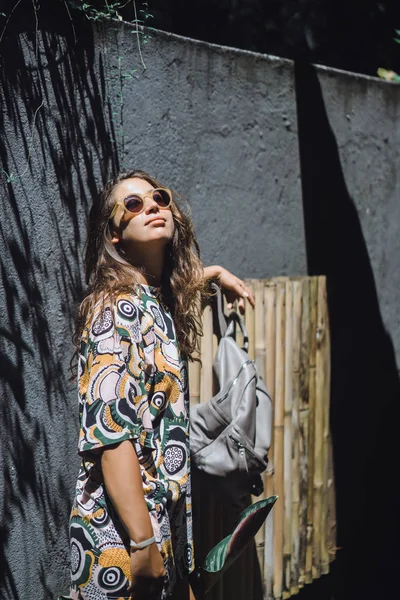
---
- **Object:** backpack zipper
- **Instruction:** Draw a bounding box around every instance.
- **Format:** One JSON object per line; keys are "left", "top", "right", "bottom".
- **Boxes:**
{"left": 228, "top": 433, "right": 267, "bottom": 471}
{"left": 228, "top": 434, "right": 249, "bottom": 472}
{"left": 216, "top": 359, "right": 253, "bottom": 404}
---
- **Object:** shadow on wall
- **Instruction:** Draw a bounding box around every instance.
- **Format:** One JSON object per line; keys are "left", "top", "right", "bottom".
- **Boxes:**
{"left": 294, "top": 63, "right": 400, "bottom": 600}
{"left": 0, "top": 6, "right": 118, "bottom": 598}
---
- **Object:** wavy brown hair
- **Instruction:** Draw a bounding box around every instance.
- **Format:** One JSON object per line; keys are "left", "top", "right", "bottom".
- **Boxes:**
{"left": 72, "top": 169, "right": 211, "bottom": 374}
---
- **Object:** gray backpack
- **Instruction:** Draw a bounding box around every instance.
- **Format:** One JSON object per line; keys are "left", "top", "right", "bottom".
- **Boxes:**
{"left": 190, "top": 284, "right": 273, "bottom": 497}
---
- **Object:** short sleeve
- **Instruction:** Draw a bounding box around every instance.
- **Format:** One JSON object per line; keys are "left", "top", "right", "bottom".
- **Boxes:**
{"left": 77, "top": 295, "right": 155, "bottom": 456}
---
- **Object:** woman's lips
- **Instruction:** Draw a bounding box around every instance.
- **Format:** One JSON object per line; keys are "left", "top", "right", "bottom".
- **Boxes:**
{"left": 146, "top": 217, "right": 166, "bottom": 225}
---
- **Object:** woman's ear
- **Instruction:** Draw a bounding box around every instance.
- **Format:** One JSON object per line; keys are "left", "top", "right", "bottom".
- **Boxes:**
{"left": 109, "top": 226, "right": 120, "bottom": 244}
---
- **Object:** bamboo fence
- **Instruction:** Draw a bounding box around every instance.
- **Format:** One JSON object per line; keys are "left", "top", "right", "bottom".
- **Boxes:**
{"left": 189, "top": 276, "right": 336, "bottom": 600}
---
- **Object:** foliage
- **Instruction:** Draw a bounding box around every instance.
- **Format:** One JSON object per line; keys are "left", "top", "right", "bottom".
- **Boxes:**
{"left": 378, "top": 29, "right": 400, "bottom": 82}
{"left": 68, "top": 1, "right": 129, "bottom": 21}
{"left": 0, "top": 0, "right": 152, "bottom": 181}
{"left": 67, "top": 0, "right": 153, "bottom": 26}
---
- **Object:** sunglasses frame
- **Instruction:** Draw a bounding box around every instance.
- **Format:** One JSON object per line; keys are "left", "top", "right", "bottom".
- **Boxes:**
{"left": 109, "top": 187, "right": 172, "bottom": 220}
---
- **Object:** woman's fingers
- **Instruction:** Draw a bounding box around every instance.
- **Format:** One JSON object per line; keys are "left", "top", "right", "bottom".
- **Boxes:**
{"left": 241, "top": 282, "right": 255, "bottom": 308}
{"left": 215, "top": 266, "right": 255, "bottom": 312}
{"left": 129, "top": 543, "right": 166, "bottom": 599}
{"left": 225, "top": 280, "right": 255, "bottom": 313}
{"left": 237, "top": 296, "right": 246, "bottom": 315}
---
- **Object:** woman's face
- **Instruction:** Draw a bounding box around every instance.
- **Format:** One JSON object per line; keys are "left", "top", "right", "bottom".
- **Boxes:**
{"left": 110, "top": 177, "right": 175, "bottom": 254}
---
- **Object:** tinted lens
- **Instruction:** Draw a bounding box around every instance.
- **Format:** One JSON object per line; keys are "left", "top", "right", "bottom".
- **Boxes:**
{"left": 124, "top": 195, "right": 144, "bottom": 214}
{"left": 153, "top": 189, "right": 171, "bottom": 207}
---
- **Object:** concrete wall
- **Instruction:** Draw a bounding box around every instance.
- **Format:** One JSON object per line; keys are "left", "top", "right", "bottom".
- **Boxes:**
{"left": 0, "top": 11, "right": 399, "bottom": 600}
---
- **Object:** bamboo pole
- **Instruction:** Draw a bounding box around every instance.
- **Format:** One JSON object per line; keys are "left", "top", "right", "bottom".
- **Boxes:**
{"left": 189, "top": 294, "right": 202, "bottom": 407}
{"left": 244, "top": 279, "right": 256, "bottom": 362}
{"left": 322, "top": 284, "right": 336, "bottom": 570}
{"left": 326, "top": 436, "right": 337, "bottom": 568}
{"left": 243, "top": 275, "right": 255, "bottom": 600}
{"left": 253, "top": 280, "right": 267, "bottom": 573}
{"left": 254, "top": 279, "right": 266, "bottom": 381}
{"left": 235, "top": 303, "right": 244, "bottom": 349}
{"left": 326, "top": 312, "right": 336, "bottom": 571}
{"left": 305, "top": 277, "right": 318, "bottom": 584}
{"left": 273, "top": 279, "right": 286, "bottom": 600}
{"left": 200, "top": 303, "right": 214, "bottom": 404}
{"left": 290, "top": 279, "right": 302, "bottom": 595}
{"left": 189, "top": 358, "right": 201, "bottom": 407}
{"left": 318, "top": 277, "right": 331, "bottom": 575}
{"left": 282, "top": 280, "right": 293, "bottom": 599}
{"left": 242, "top": 280, "right": 256, "bottom": 600}
{"left": 312, "top": 276, "right": 326, "bottom": 580}
{"left": 264, "top": 281, "right": 276, "bottom": 600}
{"left": 241, "top": 279, "right": 258, "bottom": 597}
{"left": 325, "top": 288, "right": 336, "bottom": 567}
{"left": 298, "top": 278, "right": 310, "bottom": 588}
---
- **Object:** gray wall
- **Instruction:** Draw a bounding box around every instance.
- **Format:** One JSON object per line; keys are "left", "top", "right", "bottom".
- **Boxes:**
{"left": 1, "top": 12, "right": 399, "bottom": 600}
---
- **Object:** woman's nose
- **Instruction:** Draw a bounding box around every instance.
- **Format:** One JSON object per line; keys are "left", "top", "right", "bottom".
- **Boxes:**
{"left": 144, "top": 193, "right": 159, "bottom": 212}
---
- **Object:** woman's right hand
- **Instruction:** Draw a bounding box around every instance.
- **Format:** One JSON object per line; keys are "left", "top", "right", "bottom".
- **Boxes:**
{"left": 129, "top": 542, "right": 166, "bottom": 599}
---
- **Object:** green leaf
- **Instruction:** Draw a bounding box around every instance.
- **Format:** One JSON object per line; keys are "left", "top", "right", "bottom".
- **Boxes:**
{"left": 202, "top": 496, "right": 278, "bottom": 573}
{"left": 202, "top": 535, "right": 230, "bottom": 572}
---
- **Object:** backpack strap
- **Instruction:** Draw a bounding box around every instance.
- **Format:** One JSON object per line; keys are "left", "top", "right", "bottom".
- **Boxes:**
{"left": 225, "top": 311, "right": 249, "bottom": 353}
{"left": 210, "top": 281, "right": 228, "bottom": 338}
{"left": 210, "top": 282, "right": 249, "bottom": 353}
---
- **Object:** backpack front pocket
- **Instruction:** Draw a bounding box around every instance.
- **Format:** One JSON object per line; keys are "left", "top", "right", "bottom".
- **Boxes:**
{"left": 228, "top": 426, "right": 267, "bottom": 474}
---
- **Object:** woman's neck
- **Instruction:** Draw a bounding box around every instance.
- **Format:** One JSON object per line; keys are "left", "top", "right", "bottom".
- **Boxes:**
{"left": 119, "top": 239, "right": 167, "bottom": 286}
{"left": 137, "top": 268, "right": 163, "bottom": 287}
{"left": 130, "top": 248, "right": 165, "bottom": 287}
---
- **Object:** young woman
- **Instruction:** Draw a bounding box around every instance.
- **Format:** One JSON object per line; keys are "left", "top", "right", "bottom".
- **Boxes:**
{"left": 68, "top": 170, "right": 254, "bottom": 600}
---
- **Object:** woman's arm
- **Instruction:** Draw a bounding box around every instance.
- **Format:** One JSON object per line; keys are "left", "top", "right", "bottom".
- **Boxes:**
{"left": 101, "top": 439, "right": 154, "bottom": 542}
{"left": 203, "top": 264, "right": 255, "bottom": 314}
{"left": 101, "top": 440, "right": 166, "bottom": 598}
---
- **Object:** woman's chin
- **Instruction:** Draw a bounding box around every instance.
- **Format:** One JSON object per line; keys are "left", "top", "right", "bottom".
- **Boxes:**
{"left": 129, "top": 232, "right": 173, "bottom": 251}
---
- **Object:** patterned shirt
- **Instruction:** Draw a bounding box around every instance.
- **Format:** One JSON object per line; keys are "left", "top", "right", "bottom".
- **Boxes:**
{"left": 69, "top": 285, "right": 193, "bottom": 600}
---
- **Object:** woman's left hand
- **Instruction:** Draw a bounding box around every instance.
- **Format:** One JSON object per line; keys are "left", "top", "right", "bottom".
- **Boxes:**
{"left": 203, "top": 265, "right": 255, "bottom": 314}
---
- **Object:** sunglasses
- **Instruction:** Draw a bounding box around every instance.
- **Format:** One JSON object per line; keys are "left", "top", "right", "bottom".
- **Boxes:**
{"left": 109, "top": 187, "right": 172, "bottom": 220}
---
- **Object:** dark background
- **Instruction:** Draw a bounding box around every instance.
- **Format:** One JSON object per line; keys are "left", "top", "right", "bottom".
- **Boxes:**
{"left": 143, "top": 0, "right": 400, "bottom": 77}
